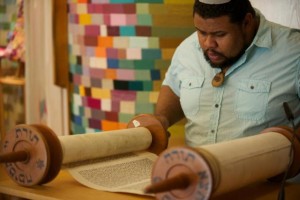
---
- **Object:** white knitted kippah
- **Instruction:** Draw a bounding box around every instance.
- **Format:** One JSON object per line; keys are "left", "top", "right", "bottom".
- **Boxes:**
{"left": 199, "top": 0, "right": 231, "bottom": 4}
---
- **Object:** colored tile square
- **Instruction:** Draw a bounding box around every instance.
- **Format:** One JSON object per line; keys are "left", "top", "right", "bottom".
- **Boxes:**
{"left": 90, "top": 57, "right": 107, "bottom": 68}
{"left": 118, "top": 113, "right": 135, "bottom": 123}
{"left": 142, "top": 49, "right": 161, "bottom": 59}
{"left": 120, "top": 101, "right": 135, "bottom": 114}
{"left": 150, "top": 69, "right": 161, "bottom": 80}
{"left": 72, "top": 104, "right": 80, "bottom": 115}
{"left": 76, "top": 4, "right": 88, "bottom": 14}
{"left": 91, "top": 88, "right": 111, "bottom": 99}
{"left": 149, "top": 91, "right": 159, "bottom": 103}
{"left": 85, "top": 25, "right": 100, "bottom": 36}
{"left": 79, "top": 86, "right": 85, "bottom": 96}
{"left": 111, "top": 90, "right": 136, "bottom": 101}
{"left": 84, "top": 107, "right": 92, "bottom": 118}
{"left": 101, "top": 99, "right": 112, "bottom": 111}
{"left": 114, "top": 80, "right": 128, "bottom": 90}
{"left": 111, "top": 14, "right": 127, "bottom": 26}
{"left": 135, "top": 102, "right": 154, "bottom": 113}
{"left": 107, "top": 59, "right": 119, "bottom": 68}
{"left": 126, "top": 14, "right": 137, "bottom": 25}
{"left": 73, "top": 93, "right": 83, "bottom": 106}
{"left": 129, "top": 37, "right": 148, "bottom": 48}
{"left": 111, "top": 100, "right": 120, "bottom": 112}
{"left": 107, "top": 26, "right": 120, "bottom": 36}
{"left": 135, "top": 70, "right": 151, "bottom": 80}
{"left": 135, "top": 26, "right": 151, "bottom": 36}
{"left": 120, "top": 26, "right": 135, "bottom": 36}
{"left": 95, "top": 47, "right": 107, "bottom": 57}
{"left": 119, "top": 60, "right": 134, "bottom": 69}
{"left": 106, "top": 48, "right": 119, "bottom": 58}
{"left": 91, "top": 78, "right": 102, "bottom": 87}
{"left": 142, "top": 81, "right": 153, "bottom": 91}
{"left": 123, "top": 4, "right": 136, "bottom": 14}
{"left": 137, "top": 14, "right": 152, "bottom": 26}
{"left": 113, "top": 37, "right": 130, "bottom": 48}
{"left": 118, "top": 49, "right": 127, "bottom": 59}
{"left": 89, "top": 118, "right": 102, "bottom": 129}
{"left": 91, "top": 14, "right": 104, "bottom": 25}
{"left": 101, "top": 79, "right": 114, "bottom": 89}
{"left": 79, "top": 14, "right": 92, "bottom": 25}
{"left": 136, "top": 3, "right": 149, "bottom": 14}
{"left": 126, "top": 48, "right": 142, "bottom": 59}
{"left": 129, "top": 81, "right": 143, "bottom": 90}
{"left": 105, "top": 111, "right": 119, "bottom": 121}
{"left": 82, "top": 76, "right": 92, "bottom": 87}
{"left": 98, "top": 36, "right": 113, "bottom": 47}
{"left": 71, "top": 122, "right": 86, "bottom": 134}
{"left": 101, "top": 120, "right": 119, "bottom": 131}
{"left": 90, "top": 68, "right": 105, "bottom": 78}
{"left": 87, "top": 97, "right": 101, "bottom": 109}
{"left": 117, "top": 69, "right": 135, "bottom": 80}
{"left": 105, "top": 69, "right": 117, "bottom": 79}
{"left": 91, "top": 109, "right": 105, "bottom": 120}
{"left": 136, "top": 91, "right": 149, "bottom": 103}
{"left": 73, "top": 114, "right": 82, "bottom": 125}
{"left": 134, "top": 60, "right": 154, "bottom": 69}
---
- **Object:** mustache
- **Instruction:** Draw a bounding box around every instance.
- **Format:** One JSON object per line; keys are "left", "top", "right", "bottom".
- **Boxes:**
{"left": 204, "top": 49, "right": 224, "bottom": 57}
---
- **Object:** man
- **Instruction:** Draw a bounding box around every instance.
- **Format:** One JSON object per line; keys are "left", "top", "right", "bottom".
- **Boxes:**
{"left": 154, "top": 0, "right": 300, "bottom": 147}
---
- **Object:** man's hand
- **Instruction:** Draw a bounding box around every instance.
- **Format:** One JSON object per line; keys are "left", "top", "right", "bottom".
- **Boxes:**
{"left": 127, "top": 114, "right": 170, "bottom": 155}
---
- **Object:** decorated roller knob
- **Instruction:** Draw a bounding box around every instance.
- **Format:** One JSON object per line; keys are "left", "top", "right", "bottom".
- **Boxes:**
{"left": 146, "top": 126, "right": 300, "bottom": 200}
{"left": 145, "top": 147, "right": 216, "bottom": 200}
{"left": 0, "top": 124, "right": 63, "bottom": 186}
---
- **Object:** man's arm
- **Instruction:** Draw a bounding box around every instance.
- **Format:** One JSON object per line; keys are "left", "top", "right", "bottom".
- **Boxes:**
{"left": 155, "top": 85, "right": 185, "bottom": 129}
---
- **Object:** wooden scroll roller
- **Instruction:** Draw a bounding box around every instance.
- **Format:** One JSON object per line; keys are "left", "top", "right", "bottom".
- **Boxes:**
{"left": 0, "top": 114, "right": 168, "bottom": 186}
{"left": 145, "top": 126, "right": 300, "bottom": 200}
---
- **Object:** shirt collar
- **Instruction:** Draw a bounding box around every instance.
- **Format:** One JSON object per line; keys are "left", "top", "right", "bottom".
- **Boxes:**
{"left": 250, "top": 9, "right": 273, "bottom": 49}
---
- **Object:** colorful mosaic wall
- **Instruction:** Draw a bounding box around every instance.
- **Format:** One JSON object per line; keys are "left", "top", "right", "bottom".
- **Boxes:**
{"left": 68, "top": 0, "right": 195, "bottom": 134}
{"left": 0, "top": 0, "right": 17, "bottom": 46}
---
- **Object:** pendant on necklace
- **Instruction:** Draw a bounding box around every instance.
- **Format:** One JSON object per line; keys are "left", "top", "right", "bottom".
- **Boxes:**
{"left": 212, "top": 71, "right": 225, "bottom": 87}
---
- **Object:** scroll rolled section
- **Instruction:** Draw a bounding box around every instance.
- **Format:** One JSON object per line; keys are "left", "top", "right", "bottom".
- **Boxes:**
{"left": 148, "top": 129, "right": 300, "bottom": 199}
{"left": 59, "top": 127, "right": 152, "bottom": 165}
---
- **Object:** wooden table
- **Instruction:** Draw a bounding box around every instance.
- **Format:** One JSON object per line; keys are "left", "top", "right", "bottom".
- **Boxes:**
{"left": 1, "top": 166, "right": 300, "bottom": 200}
{"left": 1, "top": 131, "right": 300, "bottom": 200}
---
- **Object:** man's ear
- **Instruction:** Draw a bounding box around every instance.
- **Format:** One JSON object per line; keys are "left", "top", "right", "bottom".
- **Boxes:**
{"left": 243, "top": 13, "right": 254, "bottom": 29}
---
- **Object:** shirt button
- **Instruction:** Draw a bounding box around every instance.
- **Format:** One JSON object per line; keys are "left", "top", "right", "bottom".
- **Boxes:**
{"left": 250, "top": 86, "right": 254, "bottom": 89}
{"left": 215, "top": 104, "right": 219, "bottom": 108}
{"left": 211, "top": 130, "right": 215, "bottom": 133}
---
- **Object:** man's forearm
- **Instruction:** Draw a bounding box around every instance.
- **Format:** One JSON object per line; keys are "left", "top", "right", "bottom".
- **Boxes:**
{"left": 155, "top": 86, "right": 185, "bottom": 128}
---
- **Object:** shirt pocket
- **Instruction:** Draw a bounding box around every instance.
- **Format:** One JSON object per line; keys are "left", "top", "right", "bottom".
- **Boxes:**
{"left": 180, "top": 76, "right": 205, "bottom": 116}
{"left": 235, "top": 79, "right": 271, "bottom": 121}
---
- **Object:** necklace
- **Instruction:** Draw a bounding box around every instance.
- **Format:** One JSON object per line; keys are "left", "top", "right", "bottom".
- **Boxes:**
{"left": 211, "top": 68, "right": 227, "bottom": 87}
{"left": 212, "top": 71, "right": 224, "bottom": 87}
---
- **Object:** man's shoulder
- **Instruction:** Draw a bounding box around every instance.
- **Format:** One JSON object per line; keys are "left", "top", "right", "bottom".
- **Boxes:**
{"left": 268, "top": 21, "right": 300, "bottom": 46}
{"left": 178, "top": 32, "right": 198, "bottom": 48}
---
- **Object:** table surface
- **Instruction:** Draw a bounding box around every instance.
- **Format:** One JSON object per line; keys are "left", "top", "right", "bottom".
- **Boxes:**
{"left": 1, "top": 133, "right": 300, "bottom": 200}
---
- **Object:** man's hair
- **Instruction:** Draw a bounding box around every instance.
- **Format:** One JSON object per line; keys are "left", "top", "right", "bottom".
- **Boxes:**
{"left": 193, "top": 0, "right": 256, "bottom": 24}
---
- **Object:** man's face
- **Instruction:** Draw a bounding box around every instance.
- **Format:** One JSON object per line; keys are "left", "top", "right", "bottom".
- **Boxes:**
{"left": 194, "top": 13, "right": 248, "bottom": 69}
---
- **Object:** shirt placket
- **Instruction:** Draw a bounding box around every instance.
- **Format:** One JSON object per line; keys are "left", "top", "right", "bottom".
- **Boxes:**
{"left": 208, "top": 86, "right": 225, "bottom": 143}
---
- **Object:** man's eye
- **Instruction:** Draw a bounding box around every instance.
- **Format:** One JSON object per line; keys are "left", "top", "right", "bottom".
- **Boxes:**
{"left": 215, "top": 33, "right": 226, "bottom": 37}
{"left": 198, "top": 31, "right": 207, "bottom": 36}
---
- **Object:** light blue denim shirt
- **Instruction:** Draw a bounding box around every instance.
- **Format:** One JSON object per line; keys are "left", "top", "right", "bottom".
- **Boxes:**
{"left": 163, "top": 10, "right": 300, "bottom": 147}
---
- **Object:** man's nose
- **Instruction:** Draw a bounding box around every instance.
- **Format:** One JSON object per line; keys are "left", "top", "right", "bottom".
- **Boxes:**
{"left": 204, "top": 35, "right": 217, "bottom": 49}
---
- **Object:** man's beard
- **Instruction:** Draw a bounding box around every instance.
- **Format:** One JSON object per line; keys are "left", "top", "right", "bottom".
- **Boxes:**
{"left": 203, "top": 48, "right": 246, "bottom": 69}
